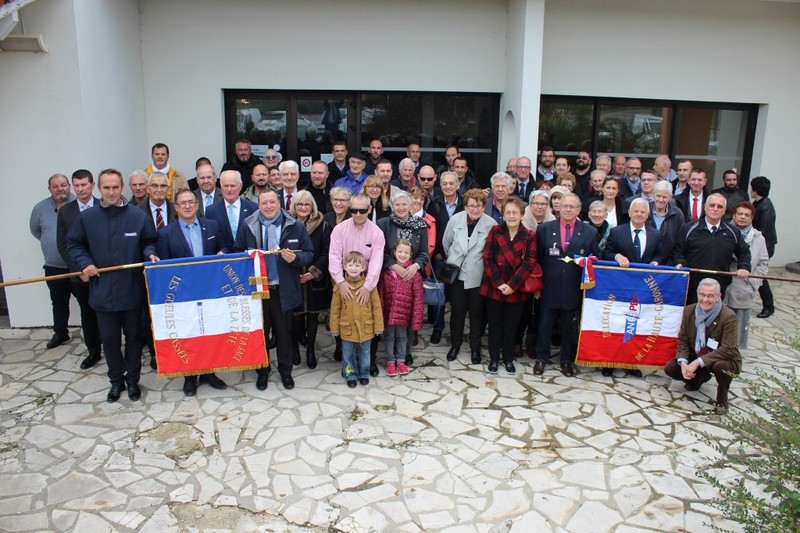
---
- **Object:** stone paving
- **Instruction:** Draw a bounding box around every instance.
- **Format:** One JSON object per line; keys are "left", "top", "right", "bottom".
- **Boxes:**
{"left": 1, "top": 269, "right": 798, "bottom": 532}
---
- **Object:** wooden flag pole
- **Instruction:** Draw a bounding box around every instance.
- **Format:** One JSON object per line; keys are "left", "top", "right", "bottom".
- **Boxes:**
{"left": 0, "top": 263, "right": 146, "bottom": 289}
{"left": 684, "top": 267, "right": 800, "bottom": 283}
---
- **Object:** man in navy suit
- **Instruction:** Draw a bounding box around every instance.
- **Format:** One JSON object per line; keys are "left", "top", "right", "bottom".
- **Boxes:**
{"left": 205, "top": 170, "right": 258, "bottom": 251}
{"left": 534, "top": 192, "right": 599, "bottom": 377}
{"left": 157, "top": 188, "right": 230, "bottom": 396}
{"left": 193, "top": 163, "right": 222, "bottom": 217}
{"left": 139, "top": 172, "right": 177, "bottom": 228}
{"left": 601, "top": 198, "right": 663, "bottom": 377}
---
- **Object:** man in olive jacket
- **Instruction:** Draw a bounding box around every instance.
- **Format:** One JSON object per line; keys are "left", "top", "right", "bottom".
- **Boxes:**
{"left": 663, "top": 278, "right": 741, "bottom": 414}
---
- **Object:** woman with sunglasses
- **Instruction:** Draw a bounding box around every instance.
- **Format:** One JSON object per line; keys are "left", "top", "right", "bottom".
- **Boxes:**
{"left": 377, "top": 191, "right": 429, "bottom": 368}
{"left": 360, "top": 175, "right": 391, "bottom": 222}
{"left": 289, "top": 191, "right": 332, "bottom": 369}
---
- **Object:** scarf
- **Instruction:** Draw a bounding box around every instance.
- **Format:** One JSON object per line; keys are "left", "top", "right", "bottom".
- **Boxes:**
{"left": 694, "top": 299, "right": 723, "bottom": 354}
{"left": 739, "top": 223, "right": 753, "bottom": 241}
{"left": 390, "top": 214, "right": 428, "bottom": 241}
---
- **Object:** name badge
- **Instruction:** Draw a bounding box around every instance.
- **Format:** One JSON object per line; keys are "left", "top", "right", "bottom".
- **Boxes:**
{"left": 124, "top": 232, "right": 137, "bottom": 237}
{"left": 549, "top": 242, "right": 561, "bottom": 256}
{"left": 706, "top": 338, "right": 719, "bottom": 350}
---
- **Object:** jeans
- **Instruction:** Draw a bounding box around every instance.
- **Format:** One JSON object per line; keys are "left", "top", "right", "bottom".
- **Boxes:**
{"left": 384, "top": 325, "right": 408, "bottom": 364}
{"left": 342, "top": 339, "right": 371, "bottom": 381}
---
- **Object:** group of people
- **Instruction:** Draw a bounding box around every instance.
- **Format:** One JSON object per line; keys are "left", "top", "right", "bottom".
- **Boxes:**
{"left": 28, "top": 139, "right": 777, "bottom": 412}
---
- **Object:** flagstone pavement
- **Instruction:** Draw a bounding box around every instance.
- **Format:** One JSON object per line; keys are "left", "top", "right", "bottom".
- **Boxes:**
{"left": 1, "top": 269, "right": 798, "bottom": 532}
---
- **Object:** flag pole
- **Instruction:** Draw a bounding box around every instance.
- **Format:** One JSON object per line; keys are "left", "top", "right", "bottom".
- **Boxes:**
{"left": 684, "top": 267, "right": 800, "bottom": 283}
{"left": 0, "top": 249, "right": 303, "bottom": 289}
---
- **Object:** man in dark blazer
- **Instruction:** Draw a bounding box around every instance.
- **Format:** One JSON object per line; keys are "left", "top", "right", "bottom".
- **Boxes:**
{"left": 602, "top": 198, "right": 662, "bottom": 377}
{"left": 156, "top": 189, "right": 229, "bottom": 397}
{"left": 675, "top": 168, "right": 710, "bottom": 223}
{"left": 139, "top": 172, "right": 177, "bottom": 228}
{"left": 534, "top": 192, "right": 599, "bottom": 377}
{"left": 56, "top": 169, "right": 102, "bottom": 370}
{"left": 193, "top": 163, "right": 222, "bottom": 217}
{"left": 205, "top": 170, "right": 258, "bottom": 251}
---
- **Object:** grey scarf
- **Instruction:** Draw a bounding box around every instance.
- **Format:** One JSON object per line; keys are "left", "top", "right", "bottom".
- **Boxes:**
{"left": 694, "top": 299, "right": 723, "bottom": 354}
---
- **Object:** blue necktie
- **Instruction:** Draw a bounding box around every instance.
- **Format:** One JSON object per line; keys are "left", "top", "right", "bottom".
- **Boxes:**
{"left": 189, "top": 223, "right": 203, "bottom": 257}
{"left": 227, "top": 204, "right": 237, "bottom": 239}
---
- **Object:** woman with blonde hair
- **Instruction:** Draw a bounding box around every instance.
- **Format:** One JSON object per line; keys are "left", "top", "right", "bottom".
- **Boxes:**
{"left": 360, "top": 175, "right": 391, "bottom": 222}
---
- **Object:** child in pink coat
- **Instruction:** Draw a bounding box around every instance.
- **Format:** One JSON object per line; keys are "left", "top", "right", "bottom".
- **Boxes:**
{"left": 379, "top": 239, "right": 424, "bottom": 376}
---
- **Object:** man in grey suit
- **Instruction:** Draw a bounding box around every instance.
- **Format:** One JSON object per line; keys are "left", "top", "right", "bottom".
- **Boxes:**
{"left": 193, "top": 163, "right": 222, "bottom": 217}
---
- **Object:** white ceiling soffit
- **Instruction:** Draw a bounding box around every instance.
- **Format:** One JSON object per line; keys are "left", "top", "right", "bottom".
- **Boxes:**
{"left": 0, "top": 0, "right": 47, "bottom": 53}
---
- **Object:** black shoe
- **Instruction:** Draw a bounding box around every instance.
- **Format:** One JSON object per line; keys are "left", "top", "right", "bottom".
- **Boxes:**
{"left": 533, "top": 360, "right": 545, "bottom": 376}
{"left": 470, "top": 348, "right": 481, "bottom": 365}
{"left": 333, "top": 346, "right": 342, "bottom": 362}
{"left": 150, "top": 356, "right": 157, "bottom": 370}
{"left": 560, "top": 362, "right": 575, "bottom": 377}
{"left": 347, "top": 380, "right": 357, "bottom": 389}
{"left": 199, "top": 374, "right": 227, "bottom": 390}
{"left": 127, "top": 383, "right": 141, "bottom": 401}
{"left": 412, "top": 331, "right": 419, "bottom": 347}
{"left": 359, "top": 378, "right": 369, "bottom": 386}
{"left": 757, "top": 308, "right": 774, "bottom": 319}
{"left": 601, "top": 367, "right": 613, "bottom": 377}
{"left": 107, "top": 383, "right": 125, "bottom": 403}
{"left": 505, "top": 362, "right": 516, "bottom": 375}
{"left": 80, "top": 354, "right": 101, "bottom": 370}
{"left": 626, "top": 369, "right": 643, "bottom": 378}
{"left": 292, "top": 346, "right": 301, "bottom": 366}
{"left": 370, "top": 365, "right": 379, "bottom": 377}
{"left": 281, "top": 375, "right": 295, "bottom": 390}
{"left": 307, "top": 348, "right": 317, "bottom": 369}
{"left": 299, "top": 332, "right": 307, "bottom": 347}
{"left": 487, "top": 360, "right": 499, "bottom": 374}
{"left": 256, "top": 369, "right": 270, "bottom": 390}
{"left": 46, "top": 334, "right": 70, "bottom": 349}
{"left": 183, "top": 377, "right": 197, "bottom": 396}
{"left": 430, "top": 330, "right": 442, "bottom": 345}
{"left": 446, "top": 345, "right": 460, "bottom": 361}
{"left": 405, "top": 353, "right": 413, "bottom": 366}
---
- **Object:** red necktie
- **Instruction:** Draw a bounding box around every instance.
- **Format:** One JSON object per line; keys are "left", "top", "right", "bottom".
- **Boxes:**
{"left": 692, "top": 197, "right": 698, "bottom": 221}
{"left": 286, "top": 194, "right": 292, "bottom": 211}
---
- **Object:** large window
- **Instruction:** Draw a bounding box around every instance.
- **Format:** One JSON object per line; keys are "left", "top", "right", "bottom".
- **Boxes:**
{"left": 225, "top": 90, "right": 500, "bottom": 185}
{"left": 539, "top": 96, "right": 758, "bottom": 189}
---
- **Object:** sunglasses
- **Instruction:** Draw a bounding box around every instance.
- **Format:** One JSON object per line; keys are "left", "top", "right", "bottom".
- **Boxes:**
{"left": 418, "top": 177, "right": 436, "bottom": 182}
{"left": 349, "top": 207, "right": 369, "bottom": 214}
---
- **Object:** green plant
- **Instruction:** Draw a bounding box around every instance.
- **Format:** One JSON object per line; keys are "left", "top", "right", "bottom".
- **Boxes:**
{"left": 698, "top": 368, "right": 800, "bottom": 532}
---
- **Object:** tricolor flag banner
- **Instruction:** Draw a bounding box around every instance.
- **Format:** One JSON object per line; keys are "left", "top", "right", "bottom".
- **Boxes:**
{"left": 144, "top": 253, "right": 268, "bottom": 377}
{"left": 576, "top": 261, "right": 689, "bottom": 369}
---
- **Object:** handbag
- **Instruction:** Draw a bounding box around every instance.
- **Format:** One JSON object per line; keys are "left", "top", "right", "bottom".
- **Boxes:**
{"left": 439, "top": 263, "right": 460, "bottom": 285}
{"left": 423, "top": 259, "right": 446, "bottom": 307}
{"left": 520, "top": 263, "right": 544, "bottom": 294}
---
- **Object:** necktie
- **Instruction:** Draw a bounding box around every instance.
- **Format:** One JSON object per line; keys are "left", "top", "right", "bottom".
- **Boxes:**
{"left": 564, "top": 223, "right": 572, "bottom": 249}
{"left": 692, "top": 197, "right": 698, "bottom": 221}
{"left": 711, "top": 225, "right": 717, "bottom": 234}
{"left": 155, "top": 208, "right": 165, "bottom": 229}
{"left": 204, "top": 194, "right": 212, "bottom": 209}
{"left": 189, "top": 223, "right": 203, "bottom": 257}
{"left": 519, "top": 183, "right": 525, "bottom": 199}
{"left": 286, "top": 194, "right": 292, "bottom": 211}
{"left": 633, "top": 229, "right": 642, "bottom": 262}
{"left": 227, "top": 204, "right": 237, "bottom": 239}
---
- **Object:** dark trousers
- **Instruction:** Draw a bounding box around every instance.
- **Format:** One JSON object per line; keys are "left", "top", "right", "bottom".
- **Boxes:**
{"left": 486, "top": 298, "right": 525, "bottom": 364}
{"left": 448, "top": 280, "right": 486, "bottom": 350}
{"left": 44, "top": 266, "right": 72, "bottom": 337}
{"left": 758, "top": 280, "right": 774, "bottom": 310}
{"left": 664, "top": 357, "right": 736, "bottom": 405}
{"left": 515, "top": 298, "right": 541, "bottom": 350}
{"left": 70, "top": 279, "right": 102, "bottom": 357}
{"left": 96, "top": 308, "right": 142, "bottom": 386}
{"left": 257, "top": 286, "right": 295, "bottom": 379}
{"left": 536, "top": 307, "right": 578, "bottom": 363}
{"left": 292, "top": 312, "right": 319, "bottom": 353}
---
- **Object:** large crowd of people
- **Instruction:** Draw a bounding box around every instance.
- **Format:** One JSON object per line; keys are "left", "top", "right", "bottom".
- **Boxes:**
{"left": 28, "top": 139, "right": 778, "bottom": 414}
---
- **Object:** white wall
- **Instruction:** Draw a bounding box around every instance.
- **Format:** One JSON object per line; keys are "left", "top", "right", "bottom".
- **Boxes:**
{"left": 0, "top": 0, "right": 146, "bottom": 327}
{"left": 541, "top": 0, "right": 800, "bottom": 265}
{"left": 138, "top": 0, "right": 508, "bottom": 175}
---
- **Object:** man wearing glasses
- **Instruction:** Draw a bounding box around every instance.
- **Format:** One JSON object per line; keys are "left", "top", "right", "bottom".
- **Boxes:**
{"left": 673, "top": 192, "right": 750, "bottom": 304}
{"left": 573, "top": 150, "right": 593, "bottom": 199}
{"left": 619, "top": 157, "right": 643, "bottom": 200}
{"left": 262, "top": 148, "right": 283, "bottom": 172}
{"left": 513, "top": 156, "right": 534, "bottom": 201}
{"left": 140, "top": 173, "right": 176, "bottom": 228}
{"left": 625, "top": 169, "right": 659, "bottom": 208}
{"left": 534, "top": 193, "right": 599, "bottom": 378}
{"left": 416, "top": 165, "right": 440, "bottom": 207}
{"left": 328, "top": 194, "right": 386, "bottom": 306}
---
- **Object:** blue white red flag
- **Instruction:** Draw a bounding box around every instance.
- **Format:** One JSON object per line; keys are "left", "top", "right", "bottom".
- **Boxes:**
{"left": 576, "top": 261, "right": 689, "bottom": 369}
{"left": 145, "top": 253, "right": 268, "bottom": 377}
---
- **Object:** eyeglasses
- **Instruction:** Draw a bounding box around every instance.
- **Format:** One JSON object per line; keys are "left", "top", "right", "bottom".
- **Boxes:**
{"left": 150, "top": 184, "right": 168, "bottom": 189}
{"left": 561, "top": 204, "right": 580, "bottom": 209}
{"left": 366, "top": 184, "right": 382, "bottom": 189}
{"left": 466, "top": 203, "right": 483, "bottom": 209}
{"left": 294, "top": 202, "right": 312, "bottom": 209}
{"left": 349, "top": 207, "right": 369, "bottom": 214}
{"left": 332, "top": 198, "right": 349, "bottom": 203}
{"left": 418, "top": 177, "right": 436, "bottom": 182}
{"left": 532, "top": 201, "right": 549, "bottom": 207}
{"left": 264, "top": 155, "right": 279, "bottom": 160}
{"left": 706, "top": 203, "right": 725, "bottom": 209}
{"left": 176, "top": 200, "right": 196, "bottom": 207}
{"left": 516, "top": 165, "right": 531, "bottom": 169}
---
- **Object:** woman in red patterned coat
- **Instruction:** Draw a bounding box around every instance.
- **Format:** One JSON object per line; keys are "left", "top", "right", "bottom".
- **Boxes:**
{"left": 480, "top": 194, "right": 537, "bottom": 376}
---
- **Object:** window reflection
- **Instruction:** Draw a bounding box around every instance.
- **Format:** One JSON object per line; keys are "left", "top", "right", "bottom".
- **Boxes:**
{"left": 538, "top": 101, "right": 594, "bottom": 153}
{"left": 675, "top": 108, "right": 748, "bottom": 188}
{"left": 234, "top": 98, "right": 287, "bottom": 157}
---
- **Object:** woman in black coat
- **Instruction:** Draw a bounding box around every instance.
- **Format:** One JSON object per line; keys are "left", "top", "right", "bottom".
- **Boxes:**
{"left": 289, "top": 190, "right": 332, "bottom": 369}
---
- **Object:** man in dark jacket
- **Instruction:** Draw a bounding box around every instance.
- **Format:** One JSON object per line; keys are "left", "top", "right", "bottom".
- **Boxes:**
{"left": 222, "top": 139, "right": 262, "bottom": 190}
{"left": 672, "top": 193, "right": 751, "bottom": 304}
{"left": 750, "top": 176, "right": 777, "bottom": 317}
{"left": 234, "top": 189, "right": 314, "bottom": 391}
{"left": 67, "top": 169, "right": 159, "bottom": 403}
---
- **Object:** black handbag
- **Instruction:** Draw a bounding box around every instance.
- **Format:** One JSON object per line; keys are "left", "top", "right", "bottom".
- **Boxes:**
{"left": 439, "top": 263, "right": 460, "bottom": 285}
